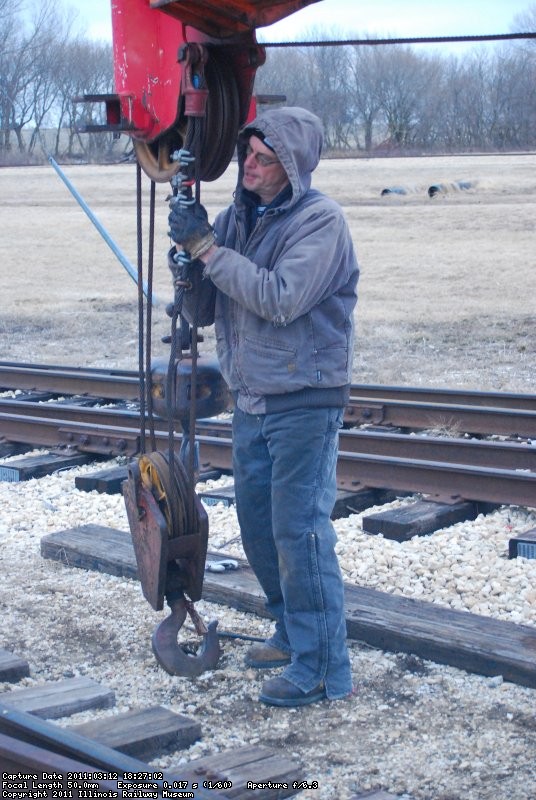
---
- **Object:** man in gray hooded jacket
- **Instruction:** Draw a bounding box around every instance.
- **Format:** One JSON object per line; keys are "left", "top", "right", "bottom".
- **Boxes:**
{"left": 169, "top": 106, "right": 359, "bottom": 707}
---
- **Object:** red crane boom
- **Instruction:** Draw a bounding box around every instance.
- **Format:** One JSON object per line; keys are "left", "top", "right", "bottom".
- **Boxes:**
{"left": 81, "top": 0, "right": 321, "bottom": 181}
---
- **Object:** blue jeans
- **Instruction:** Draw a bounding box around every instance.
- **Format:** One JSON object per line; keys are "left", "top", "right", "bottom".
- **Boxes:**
{"left": 232, "top": 405, "right": 352, "bottom": 699}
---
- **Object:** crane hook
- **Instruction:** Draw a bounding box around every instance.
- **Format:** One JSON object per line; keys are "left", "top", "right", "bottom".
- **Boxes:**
{"left": 152, "top": 594, "right": 221, "bottom": 677}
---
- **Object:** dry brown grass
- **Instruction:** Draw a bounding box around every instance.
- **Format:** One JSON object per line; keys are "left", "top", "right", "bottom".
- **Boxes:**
{"left": 1, "top": 154, "right": 534, "bottom": 392}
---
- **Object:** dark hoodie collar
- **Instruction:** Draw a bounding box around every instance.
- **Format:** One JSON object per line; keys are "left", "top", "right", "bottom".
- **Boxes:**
{"left": 240, "top": 183, "right": 293, "bottom": 212}
{"left": 240, "top": 184, "right": 293, "bottom": 238}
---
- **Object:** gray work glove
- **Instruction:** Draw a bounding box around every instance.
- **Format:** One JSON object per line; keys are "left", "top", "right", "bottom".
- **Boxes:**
{"left": 168, "top": 200, "right": 215, "bottom": 260}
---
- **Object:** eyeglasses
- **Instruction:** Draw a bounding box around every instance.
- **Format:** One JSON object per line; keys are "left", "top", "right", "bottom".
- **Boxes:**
{"left": 245, "top": 144, "right": 280, "bottom": 167}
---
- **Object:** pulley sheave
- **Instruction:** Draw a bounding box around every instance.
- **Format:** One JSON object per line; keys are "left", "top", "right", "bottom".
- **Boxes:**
{"left": 133, "top": 51, "right": 240, "bottom": 183}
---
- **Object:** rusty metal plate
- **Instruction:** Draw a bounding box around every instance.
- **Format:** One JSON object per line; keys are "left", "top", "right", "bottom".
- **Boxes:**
{"left": 123, "top": 468, "right": 169, "bottom": 611}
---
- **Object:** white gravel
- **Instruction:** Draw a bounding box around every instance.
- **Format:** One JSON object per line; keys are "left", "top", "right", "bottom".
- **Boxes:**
{"left": 1, "top": 453, "right": 536, "bottom": 799}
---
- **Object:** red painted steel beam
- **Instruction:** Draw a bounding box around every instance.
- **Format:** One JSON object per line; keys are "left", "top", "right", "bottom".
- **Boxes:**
{"left": 108, "top": 0, "right": 320, "bottom": 145}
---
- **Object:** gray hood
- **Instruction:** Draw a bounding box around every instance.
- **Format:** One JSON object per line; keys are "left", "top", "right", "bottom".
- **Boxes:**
{"left": 237, "top": 106, "right": 324, "bottom": 204}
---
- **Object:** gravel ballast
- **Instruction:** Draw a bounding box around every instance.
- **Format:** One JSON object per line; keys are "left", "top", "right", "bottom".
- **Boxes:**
{"left": 1, "top": 454, "right": 535, "bottom": 800}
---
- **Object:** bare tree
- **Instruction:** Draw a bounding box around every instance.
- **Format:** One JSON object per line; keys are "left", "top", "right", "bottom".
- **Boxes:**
{"left": 0, "top": 0, "right": 25, "bottom": 152}
{"left": 511, "top": 2, "right": 536, "bottom": 50}
{"left": 256, "top": 25, "right": 355, "bottom": 151}
{"left": 296, "top": 29, "right": 355, "bottom": 150}
{"left": 255, "top": 44, "right": 310, "bottom": 107}
{"left": 347, "top": 42, "right": 385, "bottom": 152}
{"left": 0, "top": 0, "right": 75, "bottom": 156}
{"left": 50, "top": 38, "right": 114, "bottom": 159}
{"left": 373, "top": 46, "right": 435, "bottom": 149}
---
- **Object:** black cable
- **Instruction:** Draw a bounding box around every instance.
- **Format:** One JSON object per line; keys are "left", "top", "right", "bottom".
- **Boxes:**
{"left": 135, "top": 162, "right": 146, "bottom": 455}
{"left": 182, "top": 626, "right": 265, "bottom": 643}
{"left": 145, "top": 179, "right": 157, "bottom": 453}
{"left": 167, "top": 283, "right": 182, "bottom": 466}
{"left": 260, "top": 31, "right": 536, "bottom": 48}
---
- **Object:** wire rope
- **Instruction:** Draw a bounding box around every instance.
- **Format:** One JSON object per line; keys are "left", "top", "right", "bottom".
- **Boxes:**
{"left": 260, "top": 31, "right": 536, "bottom": 48}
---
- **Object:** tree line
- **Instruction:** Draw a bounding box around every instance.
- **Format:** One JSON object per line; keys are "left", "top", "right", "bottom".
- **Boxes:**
{"left": 256, "top": 6, "right": 536, "bottom": 154}
{"left": 0, "top": 0, "right": 115, "bottom": 163}
{"left": 1, "top": 0, "right": 535, "bottom": 164}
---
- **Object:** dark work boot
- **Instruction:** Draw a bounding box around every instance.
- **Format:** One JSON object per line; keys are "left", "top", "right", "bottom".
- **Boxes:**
{"left": 245, "top": 643, "right": 291, "bottom": 669}
{"left": 259, "top": 676, "right": 326, "bottom": 707}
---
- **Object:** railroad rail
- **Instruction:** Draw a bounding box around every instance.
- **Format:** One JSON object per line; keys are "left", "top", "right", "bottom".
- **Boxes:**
{"left": 1, "top": 362, "right": 535, "bottom": 508}
{"left": 1, "top": 361, "right": 536, "bottom": 438}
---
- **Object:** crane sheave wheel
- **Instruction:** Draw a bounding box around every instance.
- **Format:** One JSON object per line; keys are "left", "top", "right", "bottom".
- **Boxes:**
{"left": 198, "top": 50, "right": 240, "bottom": 181}
{"left": 133, "top": 50, "right": 240, "bottom": 183}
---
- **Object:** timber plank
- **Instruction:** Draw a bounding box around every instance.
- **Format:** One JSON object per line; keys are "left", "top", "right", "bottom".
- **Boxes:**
{"left": 343, "top": 583, "right": 536, "bottom": 688}
{"left": 333, "top": 489, "right": 382, "bottom": 518}
{"left": 0, "top": 676, "right": 115, "bottom": 719}
{"left": 68, "top": 706, "right": 201, "bottom": 760}
{"left": 199, "top": 484, "right": 385, "bottom": 520}
{"left": 40, "top": 525, "right": 536, "bottom": 688}
{"left": 0, "top": 452, "right": 92, "bottom": 482}
{"left": 76, "top": 467, "right": 224, "bottom": 496}
{"left": 0, "top": 649, "right": 30, "bottom": 682}
{"left": 201, "top": 484, "right": 237, "bottom": 507}
{"left": 0, "top": 442, "right": 27, "bottom": 458}
{"left": 362, "top": 499, "right": 496, "bottom": 540}
{"left": 75, "top": 465, "right": 128, "bottom": 495}
{"left": 167, "top": 744, "right": 304, "bottom": 799}
{"left": 41, "top": 524, "right": 139, "bottom": 579}
{"left": 509, "top": 527, "right": 536, "bottom": 559}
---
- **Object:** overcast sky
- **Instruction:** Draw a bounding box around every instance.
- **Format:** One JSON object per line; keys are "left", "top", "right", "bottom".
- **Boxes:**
{"left": 71, "top": 0, "right": 533, "bottom": 48}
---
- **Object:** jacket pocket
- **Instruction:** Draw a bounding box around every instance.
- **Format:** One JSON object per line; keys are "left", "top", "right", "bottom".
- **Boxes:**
{"left": 241, "top": 335, "right": 300, "bottom": 394}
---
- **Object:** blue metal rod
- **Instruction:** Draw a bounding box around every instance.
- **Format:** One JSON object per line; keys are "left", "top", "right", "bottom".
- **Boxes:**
{"left": 48, "top": 156, "right": 164, "bottom": 307}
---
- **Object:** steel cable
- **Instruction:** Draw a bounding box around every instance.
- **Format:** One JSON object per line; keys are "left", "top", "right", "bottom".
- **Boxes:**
{"left": 135, "top": 162, "right": 146, "bottom": 455}
{"left": 260, "top": 31, "right": 536, "bottom": 48}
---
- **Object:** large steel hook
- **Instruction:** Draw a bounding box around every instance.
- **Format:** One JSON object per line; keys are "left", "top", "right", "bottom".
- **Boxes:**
{"left": 152, "top": 595, "right": 221, "bottom": 677}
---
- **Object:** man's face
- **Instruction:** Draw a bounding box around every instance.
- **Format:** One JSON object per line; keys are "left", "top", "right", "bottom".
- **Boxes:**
{"left": 242, "top": 135, "right": 289, "bottom": 204}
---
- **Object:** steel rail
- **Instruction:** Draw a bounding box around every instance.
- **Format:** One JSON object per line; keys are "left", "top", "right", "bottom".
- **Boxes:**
{"left": 0, "top": 397, "right": 155, "bottom": 427}
{"left": 13, "top": 361, "right": 530, "bottom": 437}
{"left": 345, "top": 397, "right": 536, "bottom": 438}
{"left": 1, "top": 361, "right": 536, "bottom": 416}
{"left": 335, "top": 451, "right": 536, "bottom": 509}
{"left": 196, "top": 435, "right": 536, "bottom": 508}
{"left": 0, "top": 411, "right": 141, "bottom": 457}
{"left": 197, "top": 417, "right": 536, "bottom": 473}
{"left": 0, "top": 363, "right": 140, "bottom": 402}
{"left": 0, "top": 406, "right": 535, "bottom": 507}
{"left": 0, "top": 360, "right": 134, "bottom": 376}
{"left": 2, "top": 399, "right": 536, "bottom": 472}
{"left": 349, "top": 384, "right": 536, "bottom": 412}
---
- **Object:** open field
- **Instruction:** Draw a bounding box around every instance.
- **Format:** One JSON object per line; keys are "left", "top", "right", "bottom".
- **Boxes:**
{"left": 1, "top": 153, "right": 534, "bottom": 391}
